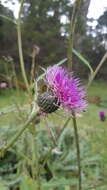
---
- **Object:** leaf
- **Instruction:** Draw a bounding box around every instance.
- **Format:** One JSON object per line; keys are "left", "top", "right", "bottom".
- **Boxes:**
{"left": 4, "top": 176, "right": 21, "bottom": 187}
{"left": 57, "top": 58, "right": 67, "bottom": 66}
{"left": 0, "top": 14, "right": 16, "bottom": 25}
{"left": 43, "top": 177, "right": 77, "bottom": 187}
{"left": 0, "top": 105, "right": 17, "bottom": 115}
{"left": 20, "top": 176, "right": 38, "bottom": 190}
{"left": 83, "top": 154, "right": 101, "bottom": 166}
{"left": 72, "top": 48, "right": 93, "bottom": 73}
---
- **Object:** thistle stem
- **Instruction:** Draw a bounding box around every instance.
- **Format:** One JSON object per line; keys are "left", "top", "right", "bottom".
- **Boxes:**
{"left": 87, "top": 52, "right": 107, "bottom": 89}
{"left": 67, "top": 0, "right": 81, "bottom": 70}
{"left": 17, "top": 0, "right": 31, "bottom": 97}
{"left": 72, "top": 113, "right": 82, "bottom": 190}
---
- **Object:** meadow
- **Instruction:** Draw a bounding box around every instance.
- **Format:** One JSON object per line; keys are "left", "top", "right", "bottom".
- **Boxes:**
{"left": 0, "top": 81, "right": 107, "bottom": 190}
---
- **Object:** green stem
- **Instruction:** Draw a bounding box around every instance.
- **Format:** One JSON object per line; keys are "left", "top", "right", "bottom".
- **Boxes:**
{"left": 87, "top": 52, "right": 107, "bottom": 89}
{"left": 17, "top": 0, "right": 31, "bottom": 96}
{"left": 0, "top": 108, "right": 39, "bottom": 155}
{"left": 67, "top": 0, "right": 81, "bottom": 70}
{"left": 72, "top": 113, "right": 82, "bottom": 190}
{"left": 60, "top": 116, "right": 71, "bottom": 134}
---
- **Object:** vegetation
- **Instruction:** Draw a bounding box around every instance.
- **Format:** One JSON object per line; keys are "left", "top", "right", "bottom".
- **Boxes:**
{"left": 0, "top": 0, "right": 107, "bottom": 190}
{"left": 0, "top": 82, "right": 107, "bottom": 190}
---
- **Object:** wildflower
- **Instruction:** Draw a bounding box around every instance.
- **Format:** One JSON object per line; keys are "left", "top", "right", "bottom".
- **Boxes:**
{"left": 0, "top": 82, "right": 7, "bottom": 88}
{"left": 99, "top": 111, "right": 106, "bottom": 121}
{"left": 44, "top": 65, "right": 87, "bottom": 114}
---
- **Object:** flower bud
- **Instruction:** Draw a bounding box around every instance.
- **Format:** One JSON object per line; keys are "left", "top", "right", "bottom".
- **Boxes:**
{"left": 37, "top": 91, "right": 60, "bottom": 113}
{"left": 99, "top": 111, "right": 106, "bottom": 122}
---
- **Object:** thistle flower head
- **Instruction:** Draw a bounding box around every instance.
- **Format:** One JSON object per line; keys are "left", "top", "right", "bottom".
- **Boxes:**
{"left": 99, "top": 111, "right": 106, "bottom": 121}
{"left": 45, "top": 65, "right": 87, "bottom": 113}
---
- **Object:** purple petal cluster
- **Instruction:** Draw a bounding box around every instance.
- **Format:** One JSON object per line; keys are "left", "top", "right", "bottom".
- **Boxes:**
{"left": 99, "top": 111, "right": 106, "bottom": 121}
{"left": 45, "top": 65, "right": 87, "bottom": 113}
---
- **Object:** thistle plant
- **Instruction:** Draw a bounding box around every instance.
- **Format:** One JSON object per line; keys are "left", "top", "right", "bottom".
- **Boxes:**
{"left": 37, "top": 65, "right": 87, "bottom": 190}
{"left": 0, "top": 0, "right": 107, "bottom": 190}
{"left": 99, "top": 111, "right": 106, "bottom": 122}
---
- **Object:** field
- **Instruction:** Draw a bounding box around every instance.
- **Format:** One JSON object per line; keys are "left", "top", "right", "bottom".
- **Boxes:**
{"left": 0, "top": 81, "right": 107, "bottom": 190}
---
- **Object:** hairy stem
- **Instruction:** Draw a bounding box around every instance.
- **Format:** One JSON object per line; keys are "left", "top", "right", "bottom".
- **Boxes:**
{"left": 72, "top": 113, "right": 82, "bottom": 190}
{"left": 67, "top": 0, "right": 81, "bottom": 70}
{"left": 17, "top": 0, "right": 31, "bottom": 96}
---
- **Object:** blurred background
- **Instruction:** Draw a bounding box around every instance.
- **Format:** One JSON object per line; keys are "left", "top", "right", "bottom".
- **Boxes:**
{"left": 0, "top": 0, "right": 107, "bottom": 84}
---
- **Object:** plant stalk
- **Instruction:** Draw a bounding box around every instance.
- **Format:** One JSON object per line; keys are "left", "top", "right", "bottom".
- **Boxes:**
{"left": 17, "top": 0, "right": 31, "bottom": 96}
{"left": 67, "top": 0, "right": 81, "bottom": 70}
{"left": 72, "top": 113, "right": 82, "bottom": 190}
{"left": 87, "top": 52, "right": 107, "bottom": 88}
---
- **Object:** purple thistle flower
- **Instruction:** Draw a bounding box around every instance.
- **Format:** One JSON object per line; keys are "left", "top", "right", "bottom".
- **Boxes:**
{"left": 45, "top": 65, "right": 87, "bottom": 114}
{"left": 99, "top": 111, "right": 106, "bottom": 121}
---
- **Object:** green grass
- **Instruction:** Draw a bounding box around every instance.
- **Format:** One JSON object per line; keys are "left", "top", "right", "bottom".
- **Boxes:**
{"left": 0, "top": 89, "right": 28, "bottom": 126}
{"left": 0, "top": 89, "right": 28, "bottom": 108}
{"left": 0, "top": 81, "right": 107, "bottom": 134}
